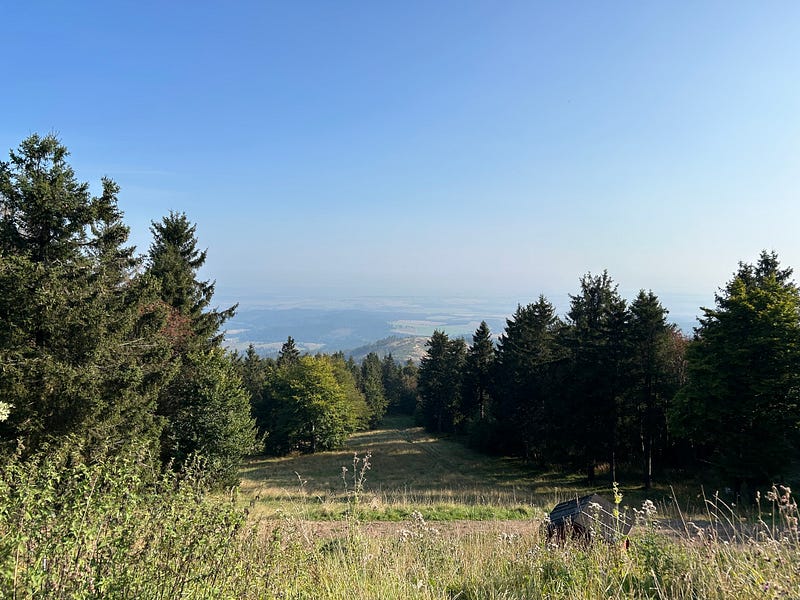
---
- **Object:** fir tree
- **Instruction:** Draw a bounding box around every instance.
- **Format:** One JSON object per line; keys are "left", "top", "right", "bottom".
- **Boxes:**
{"left": 671, "top": 251, "right": 800, "bottom": 488}
{"left": 463, "top": 321, "right": 494, "bottom": 422}
{"left": 147, "top": 211, "right": 236, "bottom": 350}
{"left": 360, "top": 352, "right": 387, "bottom": 427}
{"left": 0, "top": 134, "right": 174, "bottom": 456}
{"left": 277, "top": 336, "right": 301, "bottom": 367}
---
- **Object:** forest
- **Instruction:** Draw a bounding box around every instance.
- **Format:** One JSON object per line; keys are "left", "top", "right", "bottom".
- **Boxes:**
{"left": 3, "top": 134, "right": 800, "bottom": 598}
{"left": 2, "top": 134, "right": 800, "bottom": 494}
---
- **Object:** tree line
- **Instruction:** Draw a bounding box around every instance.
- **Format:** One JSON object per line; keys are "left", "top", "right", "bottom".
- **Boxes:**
{"left": 3, "top": 134, "right": 798, "bottom": 494}
{"left": 232, "top": 339, "right": 417, "bottom": 454}
{"left": 416, "top": 254, "right": 800, "bottom": 491}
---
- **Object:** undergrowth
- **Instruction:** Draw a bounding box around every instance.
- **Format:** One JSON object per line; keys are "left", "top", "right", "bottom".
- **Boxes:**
{"left": 2, "top": 447, "right": 800, "bottom": 599}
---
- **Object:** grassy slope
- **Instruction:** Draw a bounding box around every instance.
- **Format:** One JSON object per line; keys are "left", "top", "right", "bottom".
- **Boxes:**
{"left": 238, "top": 415, "right": 691, "bottom": 522}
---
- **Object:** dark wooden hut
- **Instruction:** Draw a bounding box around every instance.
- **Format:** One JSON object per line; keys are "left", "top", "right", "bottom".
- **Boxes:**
{"left": 547, "top": 494, "right": 632, "bottom": 543}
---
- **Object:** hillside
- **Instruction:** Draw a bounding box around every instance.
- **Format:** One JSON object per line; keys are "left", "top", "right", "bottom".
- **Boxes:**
{"left": 239, "top": 415, "right": 605, "bottom": 522}
{"left": 344, "top": 335, "right": 429, "bottom": 363}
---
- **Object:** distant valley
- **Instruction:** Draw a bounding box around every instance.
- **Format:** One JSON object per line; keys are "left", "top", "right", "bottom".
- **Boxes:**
{"left": 223, "top": 294, "right": 704, "bottom": 362}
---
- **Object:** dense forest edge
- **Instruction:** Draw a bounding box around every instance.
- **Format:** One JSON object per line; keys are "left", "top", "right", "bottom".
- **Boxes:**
{"left": 3, "top": 134, "right": 800, "bottom": 597}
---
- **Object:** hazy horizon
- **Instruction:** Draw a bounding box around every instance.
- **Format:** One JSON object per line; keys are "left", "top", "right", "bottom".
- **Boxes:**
{"left": 4, "top": 3, "right": 799, "bottom": 303}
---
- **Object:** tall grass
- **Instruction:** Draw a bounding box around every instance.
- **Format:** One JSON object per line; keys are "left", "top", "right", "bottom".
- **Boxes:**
{"left": 3, "top": 442, "right": 800, "bottom": 599}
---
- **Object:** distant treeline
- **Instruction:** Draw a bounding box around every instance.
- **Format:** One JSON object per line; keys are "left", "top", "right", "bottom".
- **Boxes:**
{"left": 233, "top": 339, "right": 417, "bottom": 455}
{"left": 415, "top": 252, "right": 800, "bottom": 492}
{"left": 2, "top": 134, "right": 798, "bottom": 495}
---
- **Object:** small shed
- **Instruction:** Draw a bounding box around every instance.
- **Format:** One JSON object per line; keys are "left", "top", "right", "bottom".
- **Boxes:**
{"left": 548, "top": 494, "right": 632, "bottom": 543}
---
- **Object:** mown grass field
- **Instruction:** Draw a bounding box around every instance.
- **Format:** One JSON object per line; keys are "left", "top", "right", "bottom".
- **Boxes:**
{"left": 238, "top": 415, "right": 698, "bottom": 524}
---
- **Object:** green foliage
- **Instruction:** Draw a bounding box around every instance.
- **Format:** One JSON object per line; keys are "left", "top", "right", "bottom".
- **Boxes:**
{"left": 563, "top": 272, "right": 631, "bottom": 482}
{"left": 417, "top": 331, "right": 467, "bottom": 433}
{"left": 493, "top": 298, "right": 565, "bottom": 461}
{"left": 0, "top": 443, "right": 305, "bottom": 599}
{"left": 672, "top": 251, "right": 800, "bottom": 486}
{"left": 164, "top": 349, "right": 259, "bottom": 487}
{"left": 262, "top": 356, "right": 359, "bottom": 454}
{"left": 626, "top": 290, "right": 685, "bottom": 489}
{"left": 147, "top": 211, "right": 236, "bottom": 350}
{"left": 0, "top": 134, "right": 175, "bottom": 456}
{"left": 277, "top": 335, "right": 301, "bottom": 367}
{"left": 463, "top": 321, "right": 494, "bottom": 423}
{"left": 361, "top": 352, "right": 388, "bottom": 427}
{"left": 329, "top": 353, "right": 371, "bottom": 431}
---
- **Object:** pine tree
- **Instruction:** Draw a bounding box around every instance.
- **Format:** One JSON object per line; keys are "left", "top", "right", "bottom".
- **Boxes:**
{"left": 671, "top": 251, "right": 800, "bottom": 488}
{"left": 277, "top": 336, "right": 301, "bottom": 367}
{"left": 360, "top": 352, "right": 387, "bottom": 427}
{"left": 0, "top": 134, "right": 174, "bottom": 456}
{"left": 463, "top": 321, "right": 494, "bottom": 422}
{"left": 147, "top": 211, "right": 236, "bottom": 350}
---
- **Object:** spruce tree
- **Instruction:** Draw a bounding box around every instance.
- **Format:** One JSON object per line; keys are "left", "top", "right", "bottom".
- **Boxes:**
{"left": 563, "top": 272, "right": 630, "bottom": 483}
{"left": 671, "top": 251, "right": 800, "bottom": 488}
{"left": 360, "top": 352, "right": 387, "bottom": 427}
{"left": 627, "top": 290, "right": 676, "bottom": 489}
{"left": 494, "top": 298, "right": 564, "bottom": 461}
{"left": 417, "top": 331, "right": 466, "bottom": 433}
{"left": 463, "top": 321, "right": 494, "bottom": 422}
{"left": 146, "top": 212, "right": 254, "bottom": 483}
{"left": 0, "top": 134, "right": 174, "bottom": 456}
{"left": 277, "top": 336, "right": 301, "bottom": 366}
{"left": 148, "top": 211, "right": 236, "bottom": 350}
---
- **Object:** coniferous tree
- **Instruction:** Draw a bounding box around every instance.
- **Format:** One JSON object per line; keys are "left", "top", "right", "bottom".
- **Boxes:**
{"left": 671, "top": 251, "right": 800, "bottom": 489}
{"left": 463, "top": 321, "right": 494, "bottom": 422}
{"left": 148, "top": 212, "right": 236, "bottom": 349}
{"left": 627, "top": 290, "right": 677, "bottom": 489}
{"left": 380, "top": 354, "right": 402, "bottom": 412}
{"left": 417, "top": 331, "right": 467, "bottom": 433}
{"left": 165, "top": 349, "right": 258, "bottom": 486}
{"left": 563, "top": 272, "right": 630, "bottom": 483}
{"left": 361, "top": 352, "right": 388, "bottom": 427}
{"left": 147, "top": 212, "right": 252, "bottom": 483}
{"left": 277, "top": 336, "right": 301, "bottom": 367}
{"left": 0, "top": 135, "right": 174, "bottom": 456}
{"left": 494, "top": 298, "right": 565, "bottom": 461}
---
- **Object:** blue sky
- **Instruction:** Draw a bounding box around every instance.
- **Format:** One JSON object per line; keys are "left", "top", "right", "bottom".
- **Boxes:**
{"left": 3, "top": 2, "right": 800, "bottom": 311}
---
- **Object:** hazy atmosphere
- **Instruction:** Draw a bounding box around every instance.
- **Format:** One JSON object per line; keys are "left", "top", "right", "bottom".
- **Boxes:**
{"left": 4, "top": 2, "right": 799, "bottom": 308}
{"left": 6, "top": 4, "right": 800, "bottom": 598}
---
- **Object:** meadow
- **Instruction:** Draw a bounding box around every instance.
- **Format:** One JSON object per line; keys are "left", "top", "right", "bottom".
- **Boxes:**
{"left": 2, "top": 418, "right": 799, "bottom": 599}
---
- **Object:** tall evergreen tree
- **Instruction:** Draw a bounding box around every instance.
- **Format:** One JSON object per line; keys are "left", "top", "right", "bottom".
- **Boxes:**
{"left": 147, "top": 211, "right": 236, "bottom": 350}
{"left": 165, "top": 348, "right": 258, "bottom": 486}
{"left": 277, "top": 336, "right": 301, "bottom": 367}
{"left": 147, "top": 212, "right": 253, "bottom": 481}
{"left": 494, "top": 298, "right": 565, "bottom": 461}
{"left": 360, "top": 352, "right": 388, "bottom": 427}
{"left": 417, "top": 331, "right": 467, "bottom": 433}
{"left": 671, "top": 251, "right": 800, "bottom": 488}
{"left": 627, "top": 290, "right": 677, "bottom": 489}
{"left": 463, "top": 321, "right": 494, "bottom": 422}
{"left": 564, "top": 272, "right": 630, "bottom": 483}
{"left": 0, "top": 134, "right": 174, "bottom": 456}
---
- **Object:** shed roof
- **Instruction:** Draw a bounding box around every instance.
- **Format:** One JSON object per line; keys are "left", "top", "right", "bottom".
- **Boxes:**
{"left": 549, "top": 494, "right": 632, "bottom": 541}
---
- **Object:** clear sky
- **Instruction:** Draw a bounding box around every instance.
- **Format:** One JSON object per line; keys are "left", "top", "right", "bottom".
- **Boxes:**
{"left": 3, "top": 2, "right": 799, "bottom": 308}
